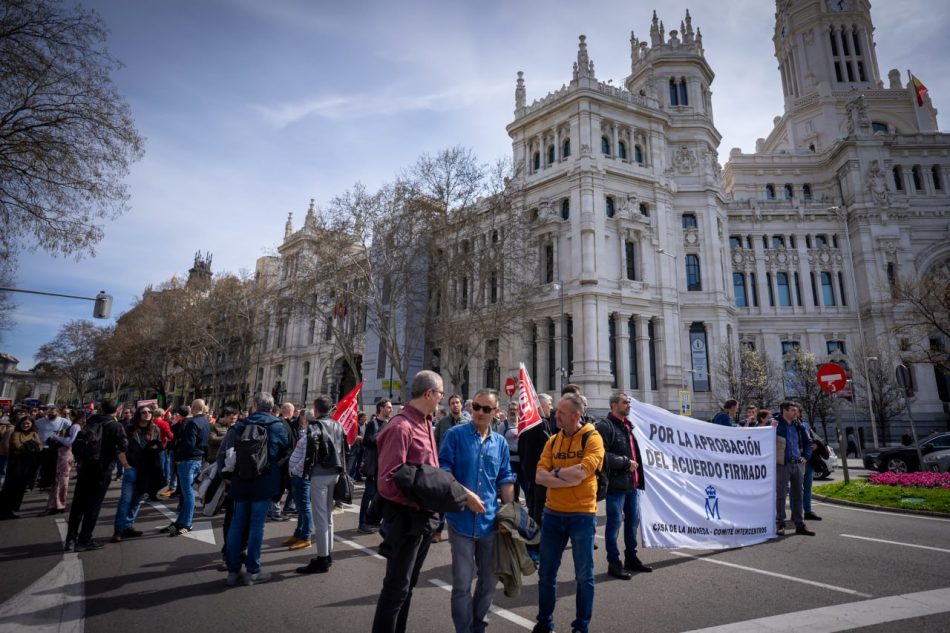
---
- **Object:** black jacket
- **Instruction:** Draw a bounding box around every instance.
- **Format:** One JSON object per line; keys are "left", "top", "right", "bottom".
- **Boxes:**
{"left": 174, "top": 415, "right": 210, "bottom": 462}
{"left": 392, "top": 463, "right": 468, "bottom": 513}
{"left": 595, "top": 413, "right": 645, "bottom": 492}
{"left": 361, "top": 416, "right": 388, "bottom": 477}
{"left": 517, "top": 416, "right": 557, "bottom": 487}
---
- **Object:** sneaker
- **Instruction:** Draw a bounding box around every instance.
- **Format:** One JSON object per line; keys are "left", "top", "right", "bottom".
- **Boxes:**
{"left": 110, "top": 532, "right": 123, "bottom": 543}
{"left": 282, "top": 536, "right": 300, "bottom": 546}
{"left": 289, "top": 539, "right": 312, "bottom": 551}
{"left": 795, "top": 525, "right": 816, "bottom": 536}
{"left": 158, "top": 489, "right": 175, "bottom": 498}
{"left": 357, "top": 524, "right": 378, "bottom": 534}
{"left": 225, "top": 572, "right": 242, "bottom": 587}
{"left": 269, "top": 513, "right": 289, "bottom": 522}
{"left": 78, "top": 539, "right": 105, "bottom": 551}
{"left": 63, "top": 538, "right": 76, "bottom": 553}
{"left": 607, "top": 560, "right": 632, "bottom": 580}
{"left": 431, "top": 531, "right": 444, "bottom": 544}
{"left": 531, "top": 624, "right": 554, "bottom": 633}
{"left": 776, "top": 524, "right": 786, "bottom": 536}
{"left": 804, "top": 512, "right": 822, "bottom": 521}
{"left": 244, "top": 570, "right": 272, "bottom": 585}
{"left": 331, "top": 506, "right": 345, "bottom": 515}
{"left": 122, "top": 528, "right": 144, "bottom": 538}
{"left": 159, "top": 522, "right": 178, "bottom": 533}
{"left": 168, "top": 525, "right": 192, "bottom": 537}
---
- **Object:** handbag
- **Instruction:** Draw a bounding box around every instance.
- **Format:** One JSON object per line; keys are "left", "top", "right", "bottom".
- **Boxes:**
{"left": 333, "top": 471, "right": 353, "bottom": 504}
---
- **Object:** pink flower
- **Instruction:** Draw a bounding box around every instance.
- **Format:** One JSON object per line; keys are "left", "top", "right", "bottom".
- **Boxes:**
{"left": 869, "top": 471, "right": 950, "bottom": 489}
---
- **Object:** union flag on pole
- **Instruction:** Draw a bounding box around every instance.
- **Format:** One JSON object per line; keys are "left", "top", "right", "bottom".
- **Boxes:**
{"left": 333, "top": 381, "right": 363, "bottom": 446}
{"left": 515, "top": 363, "right": 543, "bottom": 434}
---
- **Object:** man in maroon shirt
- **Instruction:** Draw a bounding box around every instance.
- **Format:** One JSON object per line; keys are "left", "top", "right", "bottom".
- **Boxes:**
{"left": 372, "top": 370, "right": 483, "bottom": 633}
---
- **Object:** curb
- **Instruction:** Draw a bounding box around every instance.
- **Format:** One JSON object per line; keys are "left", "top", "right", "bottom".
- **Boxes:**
{"left": 812, "top": 493, "right": 950, "bottom": 519}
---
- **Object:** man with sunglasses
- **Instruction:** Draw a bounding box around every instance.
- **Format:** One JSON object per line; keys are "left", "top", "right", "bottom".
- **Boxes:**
{"left": 439, "top": 389, "right": 515, "bottom": 633}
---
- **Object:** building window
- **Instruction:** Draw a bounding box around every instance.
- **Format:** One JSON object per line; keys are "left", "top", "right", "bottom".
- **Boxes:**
{"left": 776, "top": 272, "right": 791, "bottom": 306}
{"left": 634, "top": 145, "right": 644, "bottom": 164}
{"left": 729, "top": 236, "right": 741, "bottom": 250}
{"left": 782, "top": 341, "right": 801, "bottom": 357}
{"left": 932, "top": 165, "right": 942, "bottom": 190}
{"left": 893, "top": 166, "right": 904, "bottom": 191}
{"left": 740, "top": 340, "right": 756, "bottom": 351}
{"left": 566, "top": 315, "right": 574, "bottom": 378}
{"left": 533, "top": 151, "right": 540, "bottom": 171}
{"left": 794, "top": 271, "right": 803, "bottom": 306}
{"left": 606, "top": 196, "right": 616, "bottom": 218}
{"left": 461, "top": 276, "right": 469, "bottom": 309}
{"left": 838, "top": 271, "right": 847, "bottom": 306}
{"left": 625, "top": 241, "right": 637, "bottom": 280}
{"left": 749, "top": 272, "right": 759, "bottom": 306}
{"left": 489, "top": 271, "right": 498, "bottom": 304}
{"left": 766, "top": 184, "right": 776, "bottom": 200}
{"left": 547, "top": 320, "right": 556, "bottom": 391}
{"left": 377, "top": 337, "right": 387, "bottom": 379}
{"left": 772, "top": 235, "right": 786, "bottom": 249}
{"left": 820, "top": 272, "right": 836, "bottom": 305}
{"left": 562, "top": 139, "right": 571, "bottom": 158}
{"left": 686, "top": 254, "right": 702, "bottom": 291}
{"left": 669, "top": 78, "right": 679, "bottom": 106}
{"left": 627, "top": 317, "right": 639, "bottom": 390}
{"left": 682, "top": 213, "right": 697, "bottom": 229}
{"left": 639, "top": 202, "right": 649, "bottom": 217}
{"left": 544, "top": 244, "right": 554, "bottom": 283}
{"left": 803, "top": 184, "right": 813, "bottom": 200}
{"left": 886, "top": 262, "right": 896, "bottom": 287}
{"left": 733, "top": 273, "right": 748, "bottom": 307}
{"left": 784, "top": 184, "right": 793, "bottom": 200}
{"left": 766, "top": 272, "right": 775, "bottom": 306}
{"left": 872, "top": 121, "right": 889, "bottom": 134}
{"left": 790, "top": 235, "right": 797, "bottom": 249}
{"left": 601, "top": 136, "right": 610, "bottom": 155}
{"left": 912, "top": 165, "right": 923, "bottom": 191}
{"left": 547, "top": 145, "right": 555, "bottom": 165}
{"left": 648, "top": 319, "right": 657, "bottom": 390}
{"left": 561, "top": 198, "right": 570, "bottom": 220}
{"left": 814, "top": 234, "right": 827, "bottom": 247}
{"left": 324, "top": 318, "right": 333, "bottom": 342}
{"left": 679, "top": 78, "right": 689, "bottom": 105}
{"left": 827, "top": 340, "right": 846, "bottom": 355}
{"left": 618, "top": 141, "right": 627, "bottom": 160}
{"left": 608, "top": 316, "right": 618, "bottom": 388}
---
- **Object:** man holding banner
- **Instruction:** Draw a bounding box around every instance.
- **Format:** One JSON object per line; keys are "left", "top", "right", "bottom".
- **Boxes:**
{"left": 595, "top": 392, "right": 651, "bottom": 580}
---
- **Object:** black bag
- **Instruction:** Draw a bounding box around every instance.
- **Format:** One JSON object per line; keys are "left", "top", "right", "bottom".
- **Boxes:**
{"left": 72, "top": 422, "right": 104, "bottom": 463}
{"left": 333, "top": 472, "right": 353, "bottom": 504}
{"left": 580, "top": 430, "right": 609, "bottom": 502}
{"left": 304, "top": 421, "right": 337, "bottom": 476}
{"left": 235, "top": 423, "right": 270, "bottom": 480}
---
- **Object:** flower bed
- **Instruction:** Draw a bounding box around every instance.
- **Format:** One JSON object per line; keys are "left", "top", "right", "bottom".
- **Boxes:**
{"left": 868, "top": 471, "right": 950, "bottom": 489}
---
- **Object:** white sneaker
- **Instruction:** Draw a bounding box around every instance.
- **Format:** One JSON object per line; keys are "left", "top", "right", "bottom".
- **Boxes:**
{"left": 244, "top": 570, "right": 272, "bottom": 585}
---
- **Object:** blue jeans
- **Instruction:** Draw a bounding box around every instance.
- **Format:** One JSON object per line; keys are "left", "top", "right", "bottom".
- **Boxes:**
{"left": 165, "top": 450, "right": 177, "bottom": 490}
{"left": 537, "top": 512, "right": 596, "bottom": 633}
{"left": 604, "top": 490, "right": 640, "bottom": 562}
{"left": 803, "top": 463, "right": 814, "bottom": 513}
{"left": 175, "top": 459, "right": 202, "bottom": 528}
{"left": 448, "top": 526, "right": 496, "bottom": 633}
{"left": 114, "top": 466, "right": 144, "bottom": 533}
{"left": 291, "top": 475, "right": 313, "bottom": 540}
{"left": 226, "top": 498, "right": 270, "bottom": 574}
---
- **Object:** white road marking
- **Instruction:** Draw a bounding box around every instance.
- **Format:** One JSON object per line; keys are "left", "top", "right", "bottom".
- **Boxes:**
{"left": 146, "top": 501, "right": 216, "bottom": 545}
{"left": 679, "top": 586, "right": 950, "bottom": 633}
{"left": 334, "top": 535, "right": 385, "bottom": 560}
{"left": 428, "top": 578, "right": 535, "bottom": 630}
{"left": 0, "top": 520, "right": 84, "bottom": 633}
{"left": 669, "top": 551, "right": 872, "bottom": 597}
{"left": 813, "top": 500, "right": 950, "bottom": 523}
{"left": 840, "top": 533, "right": 950, "bottom": 554}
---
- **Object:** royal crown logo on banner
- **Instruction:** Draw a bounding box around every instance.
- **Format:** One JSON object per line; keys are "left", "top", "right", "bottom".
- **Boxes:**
{"left": 515, "top": 363, "right": 542, "bottom": 434}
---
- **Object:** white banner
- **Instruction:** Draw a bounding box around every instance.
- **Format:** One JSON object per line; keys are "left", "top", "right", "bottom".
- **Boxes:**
{"left": 631, "top": 400, "right": 776, "bottom": 549}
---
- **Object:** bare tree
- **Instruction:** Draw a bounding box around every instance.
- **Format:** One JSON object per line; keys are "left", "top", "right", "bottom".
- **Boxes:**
{"left": 851, "top": 345, "right": 907, "bottom": 444}
{"left": 714, "top": 345, "right": 783, "bottom": 411}
{"left": 782, "top": 349, "right": 834, "bottom": 427}
{"left": 890, "top": 267, "right": 950, "bottom": 373}
{"left": 35, "top": 319, "right": 104, "bottom": 400}
{"left": 0, "top": 0, "right": 145, "bottom": 267}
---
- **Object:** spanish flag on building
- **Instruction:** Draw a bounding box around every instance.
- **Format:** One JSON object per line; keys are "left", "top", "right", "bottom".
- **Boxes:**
{"left": 909, "top": 71, "right": 929, "bottom": 107}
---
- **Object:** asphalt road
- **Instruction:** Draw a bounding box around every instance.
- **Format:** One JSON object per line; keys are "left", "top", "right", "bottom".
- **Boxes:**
{"left": 1, "top": 463, "right": 948, "bottom": 633}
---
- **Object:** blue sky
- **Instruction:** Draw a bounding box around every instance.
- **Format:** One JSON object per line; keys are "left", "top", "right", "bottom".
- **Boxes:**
{"left": 7, "top": 0, "right": 949, "bottom": 369}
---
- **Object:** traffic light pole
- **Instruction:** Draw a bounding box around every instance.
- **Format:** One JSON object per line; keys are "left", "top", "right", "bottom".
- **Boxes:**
{"left": 0, "top": 287, "right": 112, "bottom": 318}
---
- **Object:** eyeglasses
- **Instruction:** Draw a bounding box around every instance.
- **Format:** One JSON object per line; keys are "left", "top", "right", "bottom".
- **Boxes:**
{"left": 430, "top": 389, "right": 444, "bottom": 398}
{"left": 471, "top": 403, "right": 495, "bottom": 414}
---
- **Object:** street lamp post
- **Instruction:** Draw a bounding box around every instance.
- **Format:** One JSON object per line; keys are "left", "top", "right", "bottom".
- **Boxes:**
{"left": 553, "top": 280, "right": 566, "bottom": 391}
{"left": 829, "top": 206, "right": 880, "bottom": 448}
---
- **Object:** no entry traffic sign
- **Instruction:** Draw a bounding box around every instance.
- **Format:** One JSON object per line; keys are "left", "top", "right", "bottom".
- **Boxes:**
{"left": 504, "top": 376, "right": 517, "bottom": 397}
{"left": 817, "top": 362, "right": 847, "bottom": 394}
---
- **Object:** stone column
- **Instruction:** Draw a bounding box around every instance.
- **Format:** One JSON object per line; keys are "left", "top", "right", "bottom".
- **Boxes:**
{"left": 616, "top": 313, "right": 629, "bottom": 391}
{"left": 636, "top": 315, "right": 653, "bottom": 404}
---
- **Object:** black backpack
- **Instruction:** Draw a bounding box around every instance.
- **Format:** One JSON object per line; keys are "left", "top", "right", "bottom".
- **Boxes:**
{"left": 303, "top": 420, "right": 336, "bottom": 476}
{"left": 579, "top": 429, "right": 609, "bottom": 502}
{"left": 235, "top": 423, "right": 270, "bottom": 480}
{"left": 72, "top": 422, "right": 105, "bottom": 463}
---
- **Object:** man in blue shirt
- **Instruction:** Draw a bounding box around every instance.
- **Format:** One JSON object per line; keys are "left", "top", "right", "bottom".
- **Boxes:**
{"left": 439, "top": 388, "right": 515, "bottom": 633}
{"left": 775, "top": 401, "right": 815, "bottom": 536}
{"left": 711, "top": 399, "right": 738, "bottom": 427}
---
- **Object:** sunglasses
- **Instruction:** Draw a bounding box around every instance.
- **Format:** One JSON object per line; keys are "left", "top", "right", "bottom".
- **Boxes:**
{"left": 471, "top": 403, "right": 495, "bottom": 414}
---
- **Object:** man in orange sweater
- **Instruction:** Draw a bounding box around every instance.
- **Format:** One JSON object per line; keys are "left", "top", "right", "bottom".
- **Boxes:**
{"left": 531, "top": 392, "right": 605, "bottom": 633}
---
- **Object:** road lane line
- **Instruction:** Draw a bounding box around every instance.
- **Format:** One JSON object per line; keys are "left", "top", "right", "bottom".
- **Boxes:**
{"left": 334, "top": 535, "right": 385, "bottom": 560}
{"left": 840, "top": 533, "right": 950, "bottom": 554}
{"left": 146, "top": 500, "right": 215, "bottom": 545}
{"left": 428, "top": 578, "right": 535, "bottom": 630}
{"left": 814, "top": 500, "right": 950, "bottom": 523}
{"left": 679, "top": 586, "right": 950, "bottom": 633}
{"left": 669, "top": 551, "right": 872, "bottom": 597}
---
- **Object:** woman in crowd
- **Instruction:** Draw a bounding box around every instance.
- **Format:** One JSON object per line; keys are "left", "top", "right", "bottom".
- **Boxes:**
{"left": 0, "top": 416, "right": 43, "bottom": 519}
{"left": 43, "top": 410, "right": 84, "bottom": 514}
{"left": 112, "top": 405, "right": 164, "bottom": 542}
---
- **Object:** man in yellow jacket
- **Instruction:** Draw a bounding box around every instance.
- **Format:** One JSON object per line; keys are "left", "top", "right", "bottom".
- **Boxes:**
{"left": 531, "top": 392, "right": 605, "bottom": 633}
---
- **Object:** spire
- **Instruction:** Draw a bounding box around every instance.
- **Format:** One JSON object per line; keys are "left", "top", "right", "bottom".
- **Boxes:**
{"left": 515, "top": 71, "right": 525, "bottom": 110}
{"left": 304, "top": 198, "right": 317, "bottom": 232}
{"left": 650, "top": 11, "right": 662, "bottom": 46}
{"left": 576, "top": 35, "right": 590, "bottom": 80}
{"left": 685, "top": 9, "right": 694, "bottom": 39}
{"left": 284, "top": 212, "right": 293, "bottom": 239}
{"left": 630, "top": 30, "right": 640, "bottom": 70}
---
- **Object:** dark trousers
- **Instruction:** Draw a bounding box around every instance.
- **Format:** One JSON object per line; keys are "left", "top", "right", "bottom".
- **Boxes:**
{"left": 38, "top": 448, "right": 58, "bottom": 488}
{"left": 67, "top": 465, "right": 113, "bottom": 542}
{"left": 372, "top": 505, "right": 435, "bottom": 633}
{"left": 0, "top": 454, "right": 39, "bottom": 514}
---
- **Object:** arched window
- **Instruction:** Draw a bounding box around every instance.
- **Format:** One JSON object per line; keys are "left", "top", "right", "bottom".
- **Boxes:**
{"left": 561, "top": 198, "right": 570, "bottom": 220}
{"left": 532, "top": 151, "right": 540, "bottom": 171}
{"left": 912, "top": 166, "right": 923, "bottom": 191}
{"left": 601, "top": 136, "right": 611, "bottom": 155}
{"left": 605, "top": 196, "right": 615, "bottom": 218}
{"left": 634, "top": 145, "right": 644, "bottom": 164}
{"left": 893, "top": 166, "right": 904, "bottom": 191}
{"left": 932, "top": 165, "right": 942, "bottom": 190}
{"left": 685, "top": 254, "right": 702, "bottom": 291}
{"left": 562, "top": 138, "right": 571, "bottom": 158}
{"left": 639, "top": 202, "right": 649, "bottom": 217}
{"left": 872, "top": 121, "right": 889, "bottom": 134}
{"left": 803, "top": 184, "right": 812, "bottom": 200}
{"left": 618, "top": 141, "right": 627, "bottom": 160}
{"left": 784, "top": 184, "right": 794, "bottom": 200}
{"left": 681, "top": 213, "right": 697, "bottom": 229}
{"left": 669, "top": 78, "right": 679, "bottom": 106}
{"left": 679, "top": 78, "right": 688, "bottom": 105}
{"left": 765, "top": 184, "right": 776, "bottom": 200}
{"left": 547, "top": 145, "right": 555, "bottom": 165}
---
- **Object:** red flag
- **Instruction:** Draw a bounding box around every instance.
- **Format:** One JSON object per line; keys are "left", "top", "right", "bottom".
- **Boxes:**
{"left": 910, "top": 72, "right": 928, "bottom": 107}
{"left": 515, "top": 363, "right": 543, "bottom": 435}
{"left": 332, "top": 381, "right": 363, "bottom": 446}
